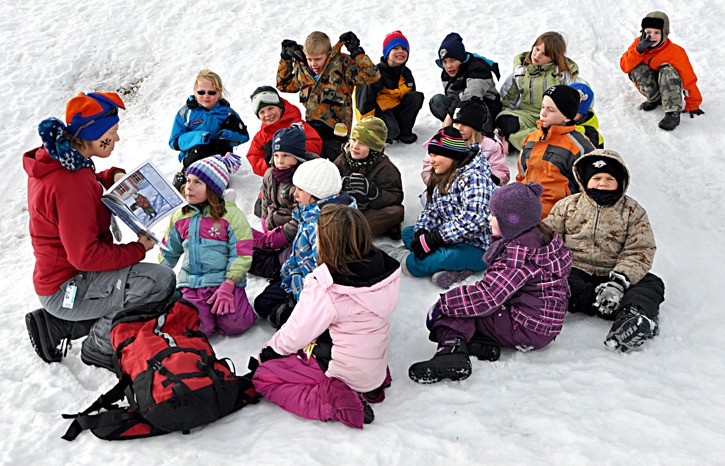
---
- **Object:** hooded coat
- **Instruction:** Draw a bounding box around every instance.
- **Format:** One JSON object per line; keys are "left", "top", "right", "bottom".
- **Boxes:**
{"left": 264, "top": 252, "right": 400, "bottom": 392}
{"left": 246, "top": 98, "right": 323, "bottom": 177}
{"left": 23, "top": 146, "right": 145, "bottom": 296}
{"left": 543, "top": 150, "right": 656, "bottom": 284}
{"left": 619, "top": 11, "right": 702, "bottom": 112}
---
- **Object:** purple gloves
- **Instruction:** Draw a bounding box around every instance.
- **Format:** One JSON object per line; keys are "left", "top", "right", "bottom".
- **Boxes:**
{"left": 207, "top": 281, "right": 236, "bottom": 315}
{"left": 252, "top": 226, "right": 289, "bottom": 251}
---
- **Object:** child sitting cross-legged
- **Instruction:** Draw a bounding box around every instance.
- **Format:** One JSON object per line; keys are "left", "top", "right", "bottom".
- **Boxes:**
{"left": 408, "top": 182, "right": 572, "bottom": 383}
{"left": 160, "top": 153, "right": 256, "bottom": 336}
{"left": 335, "top": 116, "right": 404, "bottom": 240}
{"left": 252, "top": 205, "right": 400, "bottom": 429}
{"left": 544, "top": 149, "right": 665, "bottom": 352}
{"left": 382, "top": 126, "right": 494, "bottom": 289}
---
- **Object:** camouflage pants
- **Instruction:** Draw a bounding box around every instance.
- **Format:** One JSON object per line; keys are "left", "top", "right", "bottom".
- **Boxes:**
{"left": 629, "top": 63, "right": 683, "bottom": 113}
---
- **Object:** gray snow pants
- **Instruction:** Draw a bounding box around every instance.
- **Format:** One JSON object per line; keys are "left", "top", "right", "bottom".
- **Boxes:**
{"left": 38, "top": 262, "right": 176, "bottom": 356}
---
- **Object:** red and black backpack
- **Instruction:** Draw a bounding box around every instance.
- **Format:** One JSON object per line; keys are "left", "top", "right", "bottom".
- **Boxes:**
{"left": 62, "top": 299, "right": 259, "bottom": 440}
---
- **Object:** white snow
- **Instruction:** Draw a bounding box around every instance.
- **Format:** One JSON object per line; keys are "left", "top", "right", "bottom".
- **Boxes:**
{"left": 1, "top": 0, "right": 724, "bottom": 463}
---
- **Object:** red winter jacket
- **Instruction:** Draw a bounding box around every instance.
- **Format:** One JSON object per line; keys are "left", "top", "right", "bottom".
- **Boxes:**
{"left": 23, "top": 147, "right": 146, "bottom": 295}
{"left": 246, "top": 99, "right": 323, "bottom": 177}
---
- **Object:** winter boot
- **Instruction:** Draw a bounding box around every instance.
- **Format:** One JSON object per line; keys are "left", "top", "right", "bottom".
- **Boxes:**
{"left": 639, "top": 97, "right": 661, "bottom": 111}
{"left": 658, "top": 112, "right": 680, "bottom": 131}
{"left": 467, "top": 334, "right": 501, "bottom": 362}
{"left": 26, "top": 309, "right": 65, "bottom": 363}
{"left": 432, "top": 269, "right": 475, "bottom": 289}
{"left": 408, "top": 338, "right": 472, "bottom": 384}
{"left": 397, "top": 132, "right": 418, "bottom": 144}
{"left": 378, "top": 244, "right": 410, "bottom": 264}
{"left": 80, "top": 333, "right": 115, "bottom": 371}
{"left": 361, "top": 398, "right": 375, "bottom": 424}
{"left": 385, "top": 224, "right": 402, "bottom": 241}
{"left": 604, "top": 304, "right": 658, "bottom": 352}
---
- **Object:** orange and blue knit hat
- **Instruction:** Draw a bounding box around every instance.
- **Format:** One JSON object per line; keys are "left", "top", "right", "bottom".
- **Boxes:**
{"left": 65, "top": 92, "right": 125, "bottom": 141}
{"left": 426, "top": 126, "right": 467, "bottom": 161}
{"left": 186, "top": 152, "right": 242, "bottom": 198}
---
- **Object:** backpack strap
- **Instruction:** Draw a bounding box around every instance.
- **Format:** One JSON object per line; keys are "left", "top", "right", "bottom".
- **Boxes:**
{"left": 61, "top": 375, "right": 133, "bottom": 441}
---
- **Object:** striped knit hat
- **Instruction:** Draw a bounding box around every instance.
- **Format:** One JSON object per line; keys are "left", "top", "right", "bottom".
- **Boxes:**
{"left": 426, "top": 126, "right": 467, "bottom": 161}
{"left": 383, "top": 30, "right": 409, "bottom": 59}
{"left": 186, "top": 152, "right": 242, "bottom": 198}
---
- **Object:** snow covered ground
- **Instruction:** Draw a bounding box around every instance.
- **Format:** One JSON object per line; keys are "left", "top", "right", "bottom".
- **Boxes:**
{"left": 1, "top": 0, "right": 724, "bottom": 463}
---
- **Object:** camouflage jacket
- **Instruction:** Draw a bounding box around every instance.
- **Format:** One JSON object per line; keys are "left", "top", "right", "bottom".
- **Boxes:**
{"left": 543, "top": 150, "right": 656, "bottom": 284}
{"left": 277, "top": 41, "right": 380, "bottom": 135}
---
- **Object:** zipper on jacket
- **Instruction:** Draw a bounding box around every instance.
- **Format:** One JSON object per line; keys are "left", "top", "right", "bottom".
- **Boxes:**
{"left": 592, "top": 205, "right": 602, "bottom": 243}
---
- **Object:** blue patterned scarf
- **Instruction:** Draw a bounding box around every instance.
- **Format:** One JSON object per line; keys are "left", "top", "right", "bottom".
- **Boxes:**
{"left": 38, "top": 118, "right": 94, "bottom": 172}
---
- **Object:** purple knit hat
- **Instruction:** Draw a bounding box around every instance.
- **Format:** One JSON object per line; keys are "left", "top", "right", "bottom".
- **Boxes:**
{"left": 489, "top": 182, "right": 544, "bottom": 240}
{"left": 186, "top": 152, "right": 242, "bottom": 198}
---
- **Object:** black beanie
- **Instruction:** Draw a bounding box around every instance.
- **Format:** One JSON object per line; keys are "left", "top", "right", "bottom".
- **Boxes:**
{"left": 580, "top": 155, "right": 626, "bottom": 188}
{"left": 250, "top": 85, "right": 285, "bottom": 117}
{"left": 451, "top": 98, "right": 491, "bottom": 134}
{"left": 543, "top": 85, "right": 580, "bottom": 121}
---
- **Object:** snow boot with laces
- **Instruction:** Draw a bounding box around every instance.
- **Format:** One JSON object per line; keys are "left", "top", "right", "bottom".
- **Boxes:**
{"left": 408, "top": 338, "right": 472, "bottom": 384}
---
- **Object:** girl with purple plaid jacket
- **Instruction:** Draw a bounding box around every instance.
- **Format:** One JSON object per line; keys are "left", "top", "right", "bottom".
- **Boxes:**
{"left": 408, "top": 182, "right": 572, "bottom": 384}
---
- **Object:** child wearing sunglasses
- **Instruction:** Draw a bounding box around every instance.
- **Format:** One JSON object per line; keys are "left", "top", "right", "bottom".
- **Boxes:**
{"left": 169, "top": 69, "right": 250, "bottom": 189}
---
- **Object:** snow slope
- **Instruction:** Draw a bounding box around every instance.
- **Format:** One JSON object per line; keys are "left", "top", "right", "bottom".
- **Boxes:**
{"left": 1, "top": 0, "right": 724, "bottom": 463}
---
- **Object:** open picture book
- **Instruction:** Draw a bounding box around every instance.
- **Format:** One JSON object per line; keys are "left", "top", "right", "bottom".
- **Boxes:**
{"left": 101, "top": 160, "right": 186, "bottom": 251}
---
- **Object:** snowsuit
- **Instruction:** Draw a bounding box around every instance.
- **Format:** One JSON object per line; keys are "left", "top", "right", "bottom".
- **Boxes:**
{"left": 277, "top": 41, "right": 380, "bottom": 160}
{"left": 254, "top": 194, "right": 356, "bottom": 320}
{"left": 248, "top": 165, "right": 299, "bottom": 279}
{"left": 433, "top": 228, "right": 572, "bottom": 351}
{"left": 421, "top": 135, "right": 510, "bottom": 187}
{"left": 574, "top": 110, "right": 604, "bottom": 149}
{"left": 620, "top": 12, "right": 702, "bottom": 113}
{"left": 544, "top": 151, "right": 665, "bottom": 322}
{"left": 516, "top": 121, "right": 596, "bottom": 218}
{"left": 355, "top": 58, "right": 424, "bottom": 142}
{"left": 429, "top": 53, "right": 502, "bottom": 122}
{"left": 497, "top": 52, "right": 582, "bottom": 151}
{"left": 160, "top": 201, "right": 255, "bottom": 336}
{"left": 404, "top": 151, "right": 495, "bottom": 277}
{"left": 335, "top": 146, "right": 404, "bottom": 237}
{"left": 246, "top": 98, "right": 323, "bottom": 177}
{"left": 169, "top": 97, "right": 249, "bottom": 164}
{"left": 253, "top": 251, "right": 400, "bottom": 429}
{"left": 24, "top": 141, "right": 175, "bottom": 359}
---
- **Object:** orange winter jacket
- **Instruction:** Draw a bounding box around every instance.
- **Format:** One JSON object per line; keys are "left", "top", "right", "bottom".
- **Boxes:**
{"left": 517, "top": 121, "right": 596, "bottom": 218}
{"left": 620, "top": 38, "right": 702, "bottom": 112}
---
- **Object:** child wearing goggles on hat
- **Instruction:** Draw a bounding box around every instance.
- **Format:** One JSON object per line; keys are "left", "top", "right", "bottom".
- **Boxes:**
{"left": 169, "top": 70, "right": 249, "bottom": 190}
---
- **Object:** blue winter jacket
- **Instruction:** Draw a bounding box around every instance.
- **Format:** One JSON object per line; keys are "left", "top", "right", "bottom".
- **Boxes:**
{"left": 280, "top": 193, "right": 356, "bottom": 300}
{"left": 160, "top": 201, "right": 253, "bottom": 288}
{"left": 169, "top": 97, "right": 249, "bottom": 162}
{"left": 415, "top": 150, "right": 495, "bottom": 250}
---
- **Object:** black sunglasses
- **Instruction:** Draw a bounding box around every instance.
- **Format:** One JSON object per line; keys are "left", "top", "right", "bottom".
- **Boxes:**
{"left": 72, "top": 107, "right": 119, "bottom": 138}
{"left": 196, "top": 90, "right": 218, "bottom": 96}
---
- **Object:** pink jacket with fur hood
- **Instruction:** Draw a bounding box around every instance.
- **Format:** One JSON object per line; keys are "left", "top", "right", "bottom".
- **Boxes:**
{"left": 264, "top": 259, "right": 401, "bottom": 392}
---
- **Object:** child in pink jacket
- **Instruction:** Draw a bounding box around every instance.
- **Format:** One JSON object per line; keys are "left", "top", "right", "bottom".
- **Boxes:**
{"left": 252, "top": 205, "right": 400, "bottom": 429}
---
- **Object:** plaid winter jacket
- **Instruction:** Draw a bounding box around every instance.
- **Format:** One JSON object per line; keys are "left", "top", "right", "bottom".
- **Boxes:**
{"left": 439, "top": 231, "right": 572, "bottom": 338}
{"left": 415, "top": 150, "right": 495, "bottom": 250}
{"left": 544, "top": 151, "right": 656, "bottom": 284}
{"left": 277, "top": 41, "right": 379, "bottom": 136}
{"left": 280, "top": 194, "right": 356, "bottom": 300}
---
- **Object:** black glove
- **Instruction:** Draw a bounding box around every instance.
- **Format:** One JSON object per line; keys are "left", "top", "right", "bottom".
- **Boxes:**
{"left": 689, "top": 109, "right": 705, "bottom": 118}
{"left": 635, "top": 31, "right": 655, "bottom": 53}
{"left": 280, "top": 39, "right": 297, "bottom": 59}
{"left": 263, "top": 140, "right": 274, "bottom": 165}
{"left": 411, "top": 229, "right": 445, "bottom": 260}
{"left": 342, "top": 173, "right": 379, "bottom": 200}
{"left": 281, "top": 39, "right": 306, "bottom": 63}
{"left": 221, "top": 113, "right": 247, "bottom": 135}
{"left": 339, "top": 31, "right": 363, "bottom": 57}
{"left": 259, "top": 346, "right": 284, "bottom": 363}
